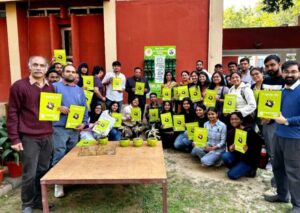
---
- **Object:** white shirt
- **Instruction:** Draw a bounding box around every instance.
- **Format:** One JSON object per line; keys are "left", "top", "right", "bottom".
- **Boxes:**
{"left": 102, "top": 71, "right": 126, "bottom": 101}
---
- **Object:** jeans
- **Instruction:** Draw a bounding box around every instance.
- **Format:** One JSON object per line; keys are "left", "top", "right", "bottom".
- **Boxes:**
{"left": 21, "top": 135, "right": 53, "bottom": 209}
{"left": 221, "top": 152, "right": 252, "bottom": 180}
{"left": 173, "top": 132, "right": 193, "bottom": 152}
{"left": 262, "top": 123, "right": 276, "bottom": 161}
{"left": 191, "top": 147, "right": 223, "bottom": 166}
{"left": 52, "top": 127, "right": 79, "bottom": 166}
{"left": 109, "top": 128, "right": 121, "bottom": 141}
{"left": 106, "top": 98, "right": 123, "bottom": 112}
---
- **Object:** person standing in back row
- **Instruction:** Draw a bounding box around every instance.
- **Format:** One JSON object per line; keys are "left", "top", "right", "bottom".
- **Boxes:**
{"left": 102, "top": 61, "right": 126, "bottom": 110}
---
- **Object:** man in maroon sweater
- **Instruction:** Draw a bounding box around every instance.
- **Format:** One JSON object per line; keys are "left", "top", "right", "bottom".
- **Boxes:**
{"left": 7, "top": 56, "right": 55, "bottom": 213}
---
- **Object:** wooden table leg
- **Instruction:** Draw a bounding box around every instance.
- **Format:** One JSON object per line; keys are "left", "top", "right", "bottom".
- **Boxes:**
{"left": 162, "top": 180, "right": 168, "bottom": 213}
{"left": 41, "top": 183, "right": 49, "bottom": 213}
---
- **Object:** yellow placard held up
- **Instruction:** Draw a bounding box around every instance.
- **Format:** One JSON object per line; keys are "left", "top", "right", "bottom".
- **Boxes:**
{"left": 54, "top": 49, "right": 67, "bottom": 65}
{"left": 84, "top": 90, "right": 93, "bottom": 111}
{"left": 39, "top": 92, "right": 62, "bottom": 121}
{"left": 149, "top": 108, "right": 159, "bottom": 122}
{"left": 189, "top": 86, "right": 201, "bottom": 103}
{"left": 173, "top": 115, "right": 185, "bottom": 131}
{"left": 112, "top": 113, "right": 122, "bottom": 128}
{"left": 135, "top": 82, "right": 145, "bottom": 96}
{"left": 66, "top": 105, "right": 85, "bottom": 129}
{"left": 204, "top": 89, "right": 217, "bottom": 107}
{"left": 160, "top": 112, "right": 173, "bottom": 129}
{"left": 193, "top": 127, "right": 208, "bottom": 147}
{"left": 162, "top": 87, "right": 172, "bottom": 101}
{"left": 131, "top": 107, "right": 142, "bottom": 122}
{"left": 186, "top": 122, "right": 199, "bottom": 140}
{"left": 178, "top": 85, "right": 189, "bottom": 101}
{"left": 234, "top": 129, "right": 248, "bottom": 154}
{"left": 112, "top": 77, "right": 122, "bottom": 91}
{"left": 82, "top": 76, "right": 94, "bottom": 90}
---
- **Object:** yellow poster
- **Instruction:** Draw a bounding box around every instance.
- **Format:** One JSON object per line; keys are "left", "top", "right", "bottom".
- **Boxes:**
{"left": 193, "top": 127, "right": 208, "bottom": 147}
{"left": 112, "top": 113, "right": 122, "bottom": 128}
{"left": 135, "top": 82, "right": 145, "bottom": 96}
{"left": 173, "top": 115, "right": 185, "bottom": 131}
{"left": 39, "top": 92, "right": 62, "bottom": 121}
{"left": 131, "top": 107, "right": 142, "bottom": 122}
{"left": 234, "top": 129, "right": 247, "bottom": 154}
{"left": 186, "top": 122, "right": 199, "bottom": 140}
{"left": 189, "top": 86, "right": 201, "bottom": 103}
{"left": 149, "top": 108, "right": 159, "bottom": 122}
{"left": 204, "top": 89, "right": 217, "bottom": 107}
{"left": 162, "top": 87, "right": 172, "bottom": 101}
{"left": 82, "top": 76, "right": 94, "bottom": 91}
{"left": 160, "top": 112, "right": 173, "bottom": 129}
{"left": 66, "top": 105, "right": 85, "bottom": 129}
{"left": 112, "top": 77, "right": 122, "bottom": 91}
{"left": 84, "top": 90, "right": 93, "bottom": 111}
{"left": 178, "top": 85, "right": 189, "bottom": 101}
{"left": 54, "top": 49, "right": 67, "bottom": 65}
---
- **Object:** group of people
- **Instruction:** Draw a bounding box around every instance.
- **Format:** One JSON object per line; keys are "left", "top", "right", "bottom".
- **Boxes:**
{"left": 7, "top": 55, "right": 300, "bottom": 213}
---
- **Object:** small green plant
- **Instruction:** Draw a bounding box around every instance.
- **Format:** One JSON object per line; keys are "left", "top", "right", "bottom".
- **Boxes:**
{"left": 132, "top": 124, "right": 143, "bottom": 138}
{"left": 0, "top": 116, "right": 20, "bottom": 165}
{"left": 145, "top": 124, "right": 160, "bottom": 140}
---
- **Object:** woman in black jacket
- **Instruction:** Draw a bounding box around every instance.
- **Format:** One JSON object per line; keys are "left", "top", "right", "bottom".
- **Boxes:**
{"left": 222, "top": 111, "right": 264, "bottom": 180}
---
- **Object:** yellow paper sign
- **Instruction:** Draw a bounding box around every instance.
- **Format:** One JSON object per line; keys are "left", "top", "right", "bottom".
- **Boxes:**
{"left": 160, "top": 112, "right": 173, "bottom": 129}
{"left": 173, "top": 115, "right": 185, "bottom": 131}
{"left": 204, "top": 89, "right": 217, "bottom": 107}
{"left": 112, "top": 77, "right": 122, "bottom": 91}
{"left": 131, "top": 107, "right": 142, "bottom": 122}
{"left": 178, "top": 85, "right": 189, "bottom": 101}
{"left": 186, "top": 122, "right": 199, "bottom": 140}
{"left": 257, "top": 90, "right": 282, "bottom": 119}
{"left": 162, "top": 87, "right": 172, "bottom": 101}
{"left": 234, "top": 129, "right": 247, "bottom": 154}
{"left": 173, "top": 87, "right": 179, "bottom": 100}
{"left": 193, "top": 127, "right": 208, "bottom": 147}
{"left": 112, "top": 113, "right": 122, "bottom": 128}
{"left": 223, "top": 94, "right": 237, "bottom": 114}
{"left": 66, "top": 105, "right": 85, "bottom": 129}
{"left": 82, "top": 76, "right": 94, "bottom": 90}
{"left": 189, "top": 86, "right": 201, "bottom": 103}
{"left": 54, "top": 49, "right": 67, "bottom": 65}
{"left": 93, "top": 118, "right": 110, "bottom": 134}
{"left": 39, "top": 92, "right": 62, "bottom": 121}
{"left": 135, "top": 82, "right": 145, "bottom": 96}
{"left": 149, "top": 108, "right": 159, "bottom": 122}
{"left": 84, "top": 90, "right": 93, "bottom": 111}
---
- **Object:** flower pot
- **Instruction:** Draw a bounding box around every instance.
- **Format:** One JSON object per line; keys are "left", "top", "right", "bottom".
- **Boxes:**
{"left": 6, "top": 162, "right": 22, "bottom": 178}
{"left": 98, "top": 137, "right": 108, "bottom": 145}
{"left": 147, "top": 138, "right": 158, "bottom": 147}
{"left": 0, "top": 168, "right": 5, "bottom": 183}
{"left": 119, "top": 138, "right": 130, "bottom": 147}
{"left": 133, "top": 138, "right": 143, "bottom": 147}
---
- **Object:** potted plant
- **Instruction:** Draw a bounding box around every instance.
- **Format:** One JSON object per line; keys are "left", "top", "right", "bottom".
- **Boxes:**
{"left": 0, "top": 116, "right": 22, "bottom": 178}
{"left": 0, "top": 147, "right": 5, "bottom": 184}
{"left": 98, "top": 131, "right": 108, "bottom": 145}
{"left": 119, "top": 126, "right": 131, "bottom": 147}
{"left": 132, "top": 124, "right": 144, "bottom": 147}
{"left": 145, "top": 124, "right": 161, "bottom": 147}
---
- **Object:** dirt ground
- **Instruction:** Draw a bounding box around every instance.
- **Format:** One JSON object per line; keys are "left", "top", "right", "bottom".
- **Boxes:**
{"left": 0, "top": 149, "right": 292, "bottom": 213}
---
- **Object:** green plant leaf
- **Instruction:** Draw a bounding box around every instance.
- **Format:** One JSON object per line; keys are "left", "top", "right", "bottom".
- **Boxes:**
{"left": 0, "top": 130, "right": 8, "bottom": 137}
{"left": 0, "top": 137, "right": 8, "bottom": 146}
{"left": 1, "top": 149, "right": 12, "bottom": 161}
{"left": 12, "top": 152, "right": 20, "bottom": 165}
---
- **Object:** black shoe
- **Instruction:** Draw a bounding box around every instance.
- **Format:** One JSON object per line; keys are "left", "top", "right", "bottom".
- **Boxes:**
{"left": 264, "top": 194, "right": 289, "bottom": 203}
{"left": 33, "top": 203, "right": 55, "bottom": 211}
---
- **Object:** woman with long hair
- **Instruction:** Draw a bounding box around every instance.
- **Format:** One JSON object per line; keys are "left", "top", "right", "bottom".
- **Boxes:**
{"left": 159, "top": 101, "right": 175, "bottom": 148}
{"left": 221, "top": 111, "right": 263, "bottom": 180}
{"left": 199, "top": 71, "right": 210, "bottom": 99}
{"left": 77, "top": 62, "right": 89, "bottom": 87}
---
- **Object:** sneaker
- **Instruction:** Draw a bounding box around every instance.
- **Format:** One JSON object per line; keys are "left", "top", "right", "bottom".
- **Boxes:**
{"left": 54, "top": 184, "right": 64, "bottom": 198}
{"left": 266, "top": 161, "right": 273, "bottom": 171}
{"left": 264, "top": 187, "right": 277, "bottom": 197}
{"left": 214, "top": 160, "right": 223, "bottom": 167}
{"left": 264, "top": 194, "right": 289, "bottom": 203}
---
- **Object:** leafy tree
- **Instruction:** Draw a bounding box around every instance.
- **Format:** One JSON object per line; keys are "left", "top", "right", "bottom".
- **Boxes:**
{"left": 262, "top": 0, "right": 294, "bottom": 12}
{"left": 224, "top": 0, "right": 300, "bottom": 28}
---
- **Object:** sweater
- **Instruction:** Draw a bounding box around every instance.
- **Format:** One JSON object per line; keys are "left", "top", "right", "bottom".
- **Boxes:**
{"left": 7, "top": 77, "right": 54, "bottom": 145}
{"left": 276, "top": 81, "right": 300, "bottom": 139}
{"left": 53, "top": 81, "right": 88, "bottom": 127}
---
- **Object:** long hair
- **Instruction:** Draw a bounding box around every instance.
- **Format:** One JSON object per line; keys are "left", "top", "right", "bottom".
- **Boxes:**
{"left": 209, "top": 71, "right": 226, "bottom": 89}
{"left": 77, "top": 62, "right": 89, "bottom": 77}
{"left": 163, "top": 70, "right": 176, "bottom": 84}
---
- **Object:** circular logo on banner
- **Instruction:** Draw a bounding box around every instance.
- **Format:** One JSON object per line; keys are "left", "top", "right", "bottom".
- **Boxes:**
{"left": 145, "top": 48, "right": 153, "bottom": 57}
{"left": 168, "top": 48, "right": 176, "bottom": 56}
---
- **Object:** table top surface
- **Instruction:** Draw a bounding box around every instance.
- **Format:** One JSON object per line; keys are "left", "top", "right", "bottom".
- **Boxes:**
{"left": 41, "top": 141, "right": 167, "bottom": 183}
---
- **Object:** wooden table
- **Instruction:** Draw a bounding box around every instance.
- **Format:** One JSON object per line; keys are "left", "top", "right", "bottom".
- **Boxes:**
{"left": 40, "top": 142, "right": 168, "bottom": 212}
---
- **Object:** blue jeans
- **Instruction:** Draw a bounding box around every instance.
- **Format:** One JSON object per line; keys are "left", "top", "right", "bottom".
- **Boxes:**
{"left": 109, "top": 128, "right": 121, "bottom": 141}
{"left": 191, "top": 147, "right": 222, "bottom": 166}
{"left": 52, "top": 127, "right": 79, "bottom": 166}
{"left": 106, "top": 98, "right": 122, "bottom": 112}
{"left": 173, "top": 132, "right": 193, "bottom": 151}
{"left": 221, "top": 152, "right": 252, "bottom": 180}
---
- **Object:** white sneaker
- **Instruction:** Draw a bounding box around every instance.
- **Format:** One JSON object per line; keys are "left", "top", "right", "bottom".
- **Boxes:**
{"left": 54, "top": 184, "right": 64, "bottom": 198}
{"left": 264, "top": 187, "right": 277, "bottom": 197}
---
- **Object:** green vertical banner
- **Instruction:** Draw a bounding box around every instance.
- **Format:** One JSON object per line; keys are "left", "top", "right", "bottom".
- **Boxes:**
{"left": 144, "top": 46, "right": 176, "bottom": 98}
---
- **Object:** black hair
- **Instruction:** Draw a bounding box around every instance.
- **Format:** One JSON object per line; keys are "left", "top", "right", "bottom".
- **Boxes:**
{"left": 134, "top": 67, "right": 142, "bottom": 71}
{"left": 190, "top": 71, "right": 200, "bottom": 85}
{"left": 53, "top": 62, "right": 62, "bottom": 67}
{"left": 227, "top": 61, "right": 238, "bottom": 67}
{"left": 112, "top": 61, "right": 121, "bottom": 66}
{"left": 240, "top": 57, "right": 250, "bottom": 64}
{"left": 229, "top": 111, "right": 244, "bottom": 121}
{"left": 92, "top": 66, "right": 104, "bottom": 75}
{"left": 250, "top": 67, "right": 263, "bottom": 74}
{"left": 264, "top": 55, "right": 280, "bottom": 64}
{"left": 150, "top": 92, "right": 157, "bottom": 97}
{"left": 162, "top": 101, "right": 173, "bottom": 113}
{"left": 230, "top": 71, "right": 242, "bottom": 79}
{"left": 199, "top": 71, "right": 211, "bottom": 87}
{"left": 108, "top": 101, "right": 119, "bottom": 113}
{"left": 163, "top": 70, "right": 176, "bottom": 83}
{"left": 181, "top": 70, "right": 190, "bottom": 76}
{"left": 195, "top": 103, "right": 206, "bottom": 111}
{"left": 207, "top": 107, "right": 219, "bottom": 117}
{"left": 90, "top": 103, "right": 103, "bottom": 123}
{"left": 196, "top": 60, "right": 203, "bottom": 64}
{"left": 130, "top": 96, "right": 140, "bottom": 105}
{"left": 77, "top": 62, "right": 89, "bottom": 76}
{"left": 214, "top": 63, "right": 223, "bottom": 68}
{"left": 46, "top": 69, "right": 59, "bottom": 77}
{"left": 181, "top": 97, "right": 194, "bottom": 114}
{"left": 209, "top": 71, "right": 226, "bottom": 89}
{"left": 281, "top": 61, "right": 300, "bottom": 72}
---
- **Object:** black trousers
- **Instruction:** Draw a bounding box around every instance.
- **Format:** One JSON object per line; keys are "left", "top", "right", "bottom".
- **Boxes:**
{"left": 21, "top": 135, "right": 53, "bottom": 209}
